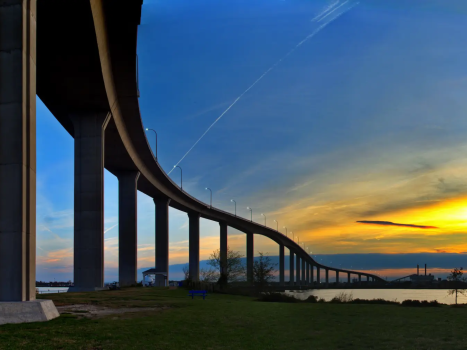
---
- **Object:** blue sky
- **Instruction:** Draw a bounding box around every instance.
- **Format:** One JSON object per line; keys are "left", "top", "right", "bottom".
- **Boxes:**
{"left": 36, "top": 0, "right": 467, "bottom": 282}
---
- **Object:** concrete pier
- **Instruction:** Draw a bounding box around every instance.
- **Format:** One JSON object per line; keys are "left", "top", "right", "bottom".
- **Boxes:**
{"left": 117, "top": 171, "right": 140, "bottom": 286}
{"left": 0, "top": 0, "right": 37, "bottom": 302}
{"left": 305, "top": 262, "right": 309, "bottom": 285}
{"left": 246, "top": 232, "right": 254, "bottom": 283}
{"left": 279, "top": 245, "right": 285, "bottom": 285}
{"left": 310, "top": 265, "right": 314, "bottom": 285}
{"left": 296, "top": 255, "right": 301, "bottom": 285}
{"left": 289, "top": 251, "right": 295, "bottom": 285}
{"left": 0, "top": 0, "right": 59, "bottom": 324}
{"left": 219, "top": 222, "right": 227, "bottom": 277}
{"left": 70, "top": 113, "right": 111, "bottom": 291}
{"left": 188, "top": 212, "right": 200, "bottom": 281}
{"left": 325, "top": 269, "right": 329, "bottom": 288}
{"left": 336, "top": 271, "right": 339, "bottom": 285}
{"left": 358, "top": 274, "right": 362, "bottom": 286}
{"left": 348, "top": 272, "right": 351, "bottom": 284}
{"left": 302, "top": 259, "right": 308, "bottom": 284}
{"left": 317, "top": 267, "right": 320, "bottom": 285}
{"left": 154, "top": 197, "right": 170, "bottom": 286}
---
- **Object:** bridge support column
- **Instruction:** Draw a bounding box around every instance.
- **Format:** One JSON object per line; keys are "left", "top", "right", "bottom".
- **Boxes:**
{"left": 306, "top": 262, "right": 310, "bottom": 285}
{"left": 279, "top": 245, "right": 285, "bottom": 285}
{"left": 296, "top": 255, "right": 301, "bottom": 285}
{"left": 116, "top": 171, "right": 140, "bottom": 287}
{"left": 317, "top": 267, "right": 320, "bottom": 287}
{"left": 348, "top": 272, "right": 351, "bottom": 284}
{"left": 310, "top": 265, "right": 314, "bottom": 285}
{"left": 70, "top": 113, "right": 111, "bottom": 291}
{"left": 336, "top": 271, "right": 339, "bottom": 285}
{"left": 289, "top": 251, "right": 294, "bottom": 286}
{"left": 302, "top": 259, "right": 308, "bottom": 285}
{"left": 188, "top": 213, "right": 200, "bottom": 281}
{"left": 154, "top": 197, "right": 170, "bottom": 286}
{"left": 0, "top": 1, "right": 59, "bottom": 324}
{"left": 219, "top": 222, "right": 227, "bottom": 279}
{"left": 358, "top": 274, "right": 362, "bottom": 286}
{"left": 325, "top": 269, "right": 329, "bottom": 288}
{"left": 246, "top": 232, "right": 254, "bottom": 283}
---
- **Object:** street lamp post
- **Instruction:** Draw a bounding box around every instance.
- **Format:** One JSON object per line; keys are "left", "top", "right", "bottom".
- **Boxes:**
{"left": 261, "top": 213, "right": 266, "bottom": 226}
{"left": 284, "top": 227, "right": 287, "bottom": 237}
{"left": 205, "top": 188, "right": 212, "bottom": 208}
{"left": 145, "top": 128, "right": 158, "bottom": 161}
{"left": 231, "top": 199, "right": 236, "bottom": 216}
{"left": 173, "top": 165, "right": 182, "bottom": 189}
{"left": 274, "top": 220, "right": 278, "bottom": 231}
{"left": 247, "top": 207, "right": 252, "bottom": 222}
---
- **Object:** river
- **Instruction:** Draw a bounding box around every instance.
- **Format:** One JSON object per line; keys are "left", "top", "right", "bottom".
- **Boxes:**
{"left": 285, "top": 289, "right": 466, "bottom": 304}
{"left": 36, "top": 287, "right": 69, "bottom": 294}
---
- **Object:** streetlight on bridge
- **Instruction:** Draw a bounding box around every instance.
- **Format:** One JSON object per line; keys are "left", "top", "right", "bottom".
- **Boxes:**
{"left": 284, "top": 227, "right": 288, "bottom": 237}
{"left": 205, "top": 187, "right": 212, "bottom": 208}
{"left": 173, "top": 165, "right": 182, "bottom": 189}
{"left": 145, "top": 128, "right": 158, "bottom": 161}
{"left": 261, "top": 213, "right": 266, "bottom": 226}
{"left": 274, "top": 220, "right": 279, "bottom": 231}
{"left": 246, "top": 207, "right": 253, "bottom": 222}
{"left": 231, "top": 199, "right": 236, "bottom": 216}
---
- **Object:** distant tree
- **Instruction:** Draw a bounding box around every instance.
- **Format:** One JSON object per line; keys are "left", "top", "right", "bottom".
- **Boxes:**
{"left": 182, "top": 264, "right": 190, "bottom": 281}
{"left": 447, "top": 268, "right": 467, "bottom": 305}
{"left": 199, "top": 268, "right": 217, "bottom": 283}
{"left": 201, "top": 247, "right": 246, "bottom": 283}
{"left": 253, "top": 252, "right": 277, "bottom": 289}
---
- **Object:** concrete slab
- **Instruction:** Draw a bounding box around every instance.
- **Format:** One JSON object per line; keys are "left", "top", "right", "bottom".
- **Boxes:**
{"left": 0, "top": 300, "right": 59, "bottom": 325}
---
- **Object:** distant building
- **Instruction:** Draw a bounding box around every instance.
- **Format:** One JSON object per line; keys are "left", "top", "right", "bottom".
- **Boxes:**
{"left": 409, "top": 274, "right": 435, "bottom": 285}
{"left": 142, "top": 268, "right": 167, "bottom": 287}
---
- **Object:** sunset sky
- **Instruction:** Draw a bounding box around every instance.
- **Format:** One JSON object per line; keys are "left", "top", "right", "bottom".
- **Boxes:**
{"left": 36, "top": 0, "right": 467, "bottom": 282}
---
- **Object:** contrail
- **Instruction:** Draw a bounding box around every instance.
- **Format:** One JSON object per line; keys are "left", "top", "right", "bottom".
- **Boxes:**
{"left": 318, "top": 0, "right": 350, "bottom": 22}
{"left": 168, "top": 3, "right": 359, "bottom": 174}
{"left": 104, "top": 224, "right": 118, "bottom": 234}
{"left": 311, "top": 0, "right": 340, "bottom": 22}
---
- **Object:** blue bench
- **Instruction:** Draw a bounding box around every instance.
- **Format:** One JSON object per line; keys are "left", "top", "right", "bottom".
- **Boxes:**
{"left": 188, "top": 290, "right": 207, "bottom": 300}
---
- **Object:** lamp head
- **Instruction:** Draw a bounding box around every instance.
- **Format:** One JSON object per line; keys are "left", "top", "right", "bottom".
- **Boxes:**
{"left": 145, "top": 128, "right": 148, "bottom": 130}
{"left": 247, "top": 206, "right": 250, "bottom": 210}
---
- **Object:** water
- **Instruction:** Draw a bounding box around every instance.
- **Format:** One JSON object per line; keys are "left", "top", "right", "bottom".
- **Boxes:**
{"left": 285, "top": 289, "right": 467, "bottom": 304}
{"left": 37, "top": 287, "right": 69, "bottom": 294}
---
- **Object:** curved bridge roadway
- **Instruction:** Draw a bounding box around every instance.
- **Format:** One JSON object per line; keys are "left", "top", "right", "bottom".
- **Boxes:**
{"left": 33, "top": 0, "right": 384, "bottom": 291}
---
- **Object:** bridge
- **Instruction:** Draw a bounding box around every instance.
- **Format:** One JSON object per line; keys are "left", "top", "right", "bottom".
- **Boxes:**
{"left": 0, "top": 0, "right": 384, "bottom": 324}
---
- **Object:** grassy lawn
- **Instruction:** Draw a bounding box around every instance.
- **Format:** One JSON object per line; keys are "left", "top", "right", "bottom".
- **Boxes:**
{"left": 0, "top": 287, "right": 466, "bottom": 349}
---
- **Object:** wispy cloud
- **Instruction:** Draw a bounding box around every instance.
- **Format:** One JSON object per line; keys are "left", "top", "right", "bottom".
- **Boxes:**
{"left": 168, "top": 3, "right": 360, "bottom": 172}
{"left": 357, "top": 221, "right": 438, "bottom": 229}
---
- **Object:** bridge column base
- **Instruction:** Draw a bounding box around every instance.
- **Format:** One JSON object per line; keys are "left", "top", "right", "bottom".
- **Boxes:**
{"left": 0, "top": 300, "right": 59, "bottom": 325}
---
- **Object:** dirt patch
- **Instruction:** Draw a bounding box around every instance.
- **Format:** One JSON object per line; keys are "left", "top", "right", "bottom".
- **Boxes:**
{"left": 57, "top": 304, "right": 168, "bottom": 319}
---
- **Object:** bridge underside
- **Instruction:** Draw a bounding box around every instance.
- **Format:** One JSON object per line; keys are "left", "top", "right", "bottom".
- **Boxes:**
{"left": 0, "top": 0, "right": 384, "bottom": 325}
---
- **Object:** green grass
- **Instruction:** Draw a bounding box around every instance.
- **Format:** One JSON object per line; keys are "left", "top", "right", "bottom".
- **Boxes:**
{"left": 0, "top": 287, "right": 466, "bottom": 349}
